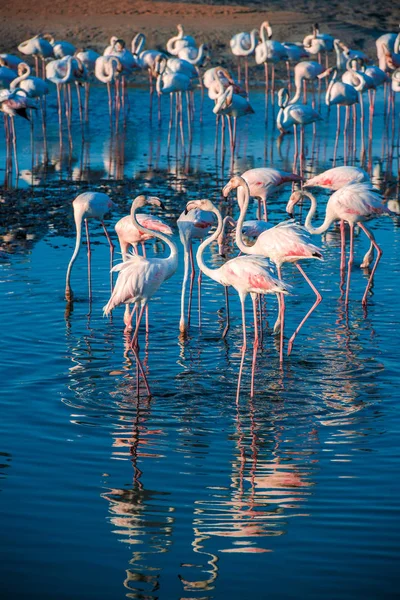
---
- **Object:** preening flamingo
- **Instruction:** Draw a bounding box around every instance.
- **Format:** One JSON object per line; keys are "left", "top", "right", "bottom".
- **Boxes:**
{"left": 166, "top": 25, "right": 196, "bottom": 56}
{"left": 43, "top": 34, "right": 76, "bottom": 58}
{"left": 255, "top": 21, "right": 287, "bottom": 95}
{"left": 10, "top": 63, "right": 49, "bottom": 98}
{"left": 223, "top": 175, "right": 323, "bottom": 360}
{"left": 303, "top": 23, "right": 334, "bottom": 66}
{"left": 18, "top": 35, "right": 53, "bottom": 77}
{"left": 177, "top": 206, "right": 215, "bottom": 334}
{"left": 185, "top": 198, "right": 289, "bottom": 400}
{"left": 286, "top": 183, "right": 392, "bottom": 305}
{"left": 230, "top": 28, "right": 258, "bottom": 93}
{"left": 240, "top": 167, "right": 302, "bottom": 220}
{"left": 376, "top": 30, "right": 398, "bottom": 71}
{"left": 104, "top": 195, "right": 178, "bottom": 395}
{"left": 65, "top": 192, "right": 117, "bottom": 303}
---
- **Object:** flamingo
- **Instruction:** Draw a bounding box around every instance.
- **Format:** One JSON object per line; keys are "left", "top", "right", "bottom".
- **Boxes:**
{"left": 95, "top": 55, "right": 123, "bottom": 117}
{"left": 281, "top": 42, "right": 309, "bottom": 93}
{"left": 325, "top": 67, "right": 359, "bottom": 158}
{"left": 131, "top": 33, "right": 166, "bottom": 107}
{"left": 286, "top": 183, "right": 392, "bottom": 305}
{"left": 10, "top": 63, "right": 49, "bottom": 98}
{"left": 223, "top": 175, "right": 323, "bottom": 360}
{"left": 376, "top": 30, "right": 399, "bottom": 71}
{"left": 166, "top": 25, "right": 196, "bottom": 56}
{"left": 115, "top": 207, "right": 173, "bottom": 331}
{"left": 240, "top": 167, "right": 302, "bottom": 220}
{"left": 277, "top": 87, "right": 322, "bottom": 162}
{"left": 177, "top": 206, "right": 215, "bottom": 334}
{"left": 42, "top": 34, "right": 76, "bottom": 58}
{"left": 0, "top": 88, "right": 37, "bottom": 176}
{"left": 213, "top": 85, "right": 254, "bottom": 155}
{"left": 65, "top": 192, "right": 117, "bottom": 303}
{"left": 104, "top": 36, "right": 119, "bottom": 56}
{"left": 290, "top": 60, "right": 331, "bottom": 104}
{"left": 103, "top": 195, "right": 178, "bottom": 395}
{"left": 46, "top": 56, "right": 88, "bottom": 127}
{"left": 18, "top": 35, "right": 53, "bottom": 77}
{"left": 74, "top": 49, "right": 101, "bottom": 119}
{"left": 255, "top": 21, "right": 287, "bottom": 96}
{"left": 230, "top": 28, "right": 258, "bottom": 93}
{"left": 185, "top": 198, "right": 289, "bottom": 400}
{"left": 303, "top": 23, "right": 334, "bottom": 67}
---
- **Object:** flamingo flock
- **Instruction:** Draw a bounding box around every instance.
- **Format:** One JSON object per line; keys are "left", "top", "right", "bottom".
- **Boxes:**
{"left": 0, "top": 20, "right": 398, "bottom": 400}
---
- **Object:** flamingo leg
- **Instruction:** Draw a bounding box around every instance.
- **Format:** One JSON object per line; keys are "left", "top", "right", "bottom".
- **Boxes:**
{"left": 10, "top": 118, "right": 19, "bottom": 178}
{"left": 124, "top": 304, "right": 137, "bottom": 334}
{"left": 287, "top": 264, "right": 322, "bottom": 356}
{"left": 345, "top": 223, "right": 354, "bottom": 306}
{"left": 236, "top": 296, "right": 247, "bottom": 404}
{"left": 277, "top": 266, "right": 285, "bottom": 363}
{"left": 85, "top": 219, "right": 92, "bottom": 302}
{"left": 222, "top": 285, "right": 230, "bottom": 338}
{"left": 198, "top": 269, "right": 202, "bottom": 329}
{"left": 130, "top": 343, "right": 151, "bottom": 397}
{"left": 359, "top": 223, "right": 383, "bottom": 306}
{"left": 131, "top": 304, "right": 146, "bottom": 349}
{"left": 187, "top": 243, "right": 195, "bottom": 327}
{"left": 250, "top": 294, "right": 259, "bottom": 398}
{"left": 101, "top": 221, "right": 115, "bottom": 290}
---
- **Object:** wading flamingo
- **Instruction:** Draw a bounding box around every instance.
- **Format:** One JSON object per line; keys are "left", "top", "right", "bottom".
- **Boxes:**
{"left": 255, "top": 21, "right": 287, "bottom": 96}
{"left": 185, "top": 198, "right": 288, "bottom": 400}
{"left": 0, "top": 88, "right": 37, "bottom": 176}
{"left": 103, "top": 196, "right": 178, "bottom": 395}
{"left": 230, "top": 28, "right": 258, "bottom": 93}
{"left": 240, "top": 167, "right": 302, "bottom": 220}
{"left": 286, "top": 183, "right": 392, "bottom": 305}
{"left": 224, "top": 175, "right": 323, "bottom": 360}
{"left": 65, "top": 192, "right": 116, "bottom": 303}
{"left": 177, "top": 206, "right": 215, "bottom": 334}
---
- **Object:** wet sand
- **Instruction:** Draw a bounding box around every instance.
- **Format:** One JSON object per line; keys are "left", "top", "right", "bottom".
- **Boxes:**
{"left": 1, "top": 0, "right": 399, "bottom": 66}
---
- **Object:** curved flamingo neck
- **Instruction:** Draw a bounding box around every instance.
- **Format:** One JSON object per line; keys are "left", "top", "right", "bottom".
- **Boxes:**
{"left": 235, "top": 180, "right": 257, "bottom": 255}
{"left": 195, "top": 206, "right": 223, "bottom": 282}
{"left": 301, "top": 191, "right": 334, "bottom": 234}
{"left": 65, "top": 206, "right": 84, "bottom": 296}
{"left": 130, "top": 201, "right": 178, "bottom": 271}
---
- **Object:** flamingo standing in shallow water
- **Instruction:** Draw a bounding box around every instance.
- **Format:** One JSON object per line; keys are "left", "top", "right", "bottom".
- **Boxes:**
{"left": 185, "top": 198, "right": 289, "bottom": 400}
{"left": 230, "top": 28, "right": 258, "bottom": 93}
{"left": 65, "top": 192, "right": 116, "bottom": 303}
{"left": 240, "top": 167, "right": 302, "bottom": 220}
{"left": 104, "top": 196, "right": 178, "bottom": 395}
{"left": 177, "top": 206, "right": 215, "bottom": 334}
{"left": 224, "top": 175, "right": 323, "bottom": 360}
{"left": 286, "top": 183, "right": 392, "bottom": 306}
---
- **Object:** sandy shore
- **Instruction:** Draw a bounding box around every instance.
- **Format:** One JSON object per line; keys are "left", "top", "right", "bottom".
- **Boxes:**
{"left": 1, "top": 0, "right": 399, "bottom": 67}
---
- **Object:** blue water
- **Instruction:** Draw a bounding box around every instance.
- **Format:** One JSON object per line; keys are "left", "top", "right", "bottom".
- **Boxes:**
{"left": 1, "top": 84, "right": 400, "bottom": 599}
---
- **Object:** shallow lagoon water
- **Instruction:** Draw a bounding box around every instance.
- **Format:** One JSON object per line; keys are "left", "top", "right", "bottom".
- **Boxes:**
{"left": 1, "top": 84, "right": 400, "bottom": 599}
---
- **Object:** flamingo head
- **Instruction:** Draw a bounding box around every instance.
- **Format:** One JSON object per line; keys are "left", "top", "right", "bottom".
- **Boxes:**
{"left": 17, "top": 62, "right": 30, "bottom": 76}
{"left": 222, "top": 175, "right": 248, "bottom": 198}
{"left": 285, "top": 191, "right": 304, "bottom": 217}
{"left": 185, "top": 199, "right": 214, "bottom": 214}
{"left": 132, "top": 195, "right": 166, "bottom": 210}
{"left": 114, "top": 39, "right": 126, "bottom": 51}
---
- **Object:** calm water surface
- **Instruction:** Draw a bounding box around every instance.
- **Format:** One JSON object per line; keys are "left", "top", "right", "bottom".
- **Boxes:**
{"left": 1, "top": 85, "right": 400, "bottom": 599}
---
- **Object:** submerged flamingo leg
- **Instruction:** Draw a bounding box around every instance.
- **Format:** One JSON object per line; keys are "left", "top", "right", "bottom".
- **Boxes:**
{"left": 130, "top": 344, "right": 152, "bottom": 396}
{"left": 287, "top": 264, "right": 322, "bottom": 356}
{"left": 359, "top": 223, "right": 383, "bottom": 306}
{"left": 236, "top": 297, "right": 247, "bottom": 404}
{"left": 187, "top": 243, "right": 195, "bottom": 328}
{"left": 345, "top": 223, "right": 354, "bottom": 306}
{"left": 85, "top": 219, "right": 92, "bottom": 302}
{"left": 131, "top": 304, "right": 146, "bottom": 349}
{"left": 250, "top": 294, "right": 259, "bottom": 398}
{"left": 198, "top": 270, "right": 202, "bottom": 329}
{"left": 277, "top": 266, "right": 285, "bottom": 363}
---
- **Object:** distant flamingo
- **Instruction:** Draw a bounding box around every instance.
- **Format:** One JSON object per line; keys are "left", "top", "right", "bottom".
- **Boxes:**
{"left": 166, "top": 25, "right": 196, "bottom": 56}
{"left": 177, "top": 206, "right": 215, "bottom": 333}
{"left": 255, "top": 21, "right": 287, "bottom": 96}
{"left": 43, "top": 34, "right": 76, "bottom": 58}
{"left": 290, "top": 60, "right": 331, "bottom": 104}
{"left": 230, "top": 28, "right": 258, "bottom": 93}
{"left": 224, "top": 175, "right": 323, "bottom": 360}
{"left": 185, "top": 198, "right": 288, "bottom": 400}
{"left": 286, "top": 183, "right": 391, "bottom": 305}
{"left": 65, "top": 192, "right": 116, "bottom": 303}
{"left": 104, "top": 195, "right": 178, "bottom": 395}
{"left": 303, "top": 23, "right": 334, "bottom": 67}
{"left": 213, "top": 85, "right": 254, "bottom": 155}
{"left": 0, "top": 88, "right": 37, "bottom": 176}
{"left": 10, "top": 63, "right": 49, "bottom": 98}
{"left": 95, "top": 55, "right": 123, "bottom": 117}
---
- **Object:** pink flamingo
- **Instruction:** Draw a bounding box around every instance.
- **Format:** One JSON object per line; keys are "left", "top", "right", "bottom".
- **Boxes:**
{"left": 286, "top": 183, "right": 392, "bottom": 305}
{"left": 240, "top": 167, "right": 302, "bottom": 220}
{"left": 115, "top": 211, "right": 173, "bottom": 331}
{"left": 304, "top": 166, "right": 374, "bottom": 268}
{"left": 0, "top": 88, "right": 37, "bottom": 177}
{"left": 223, "top": 175, "right": 323, "bottom": 360}
{"left": 104, "top": 196, "right": 178, "bottom": 395}
{"left": 177, "top": 206, "right": 215, "bottom": 334}
{"left": 65, "top": 192, "right": 117, "bottom": 303}
{"left": 185, "top": 198, "right": 288, "bottom": 400}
